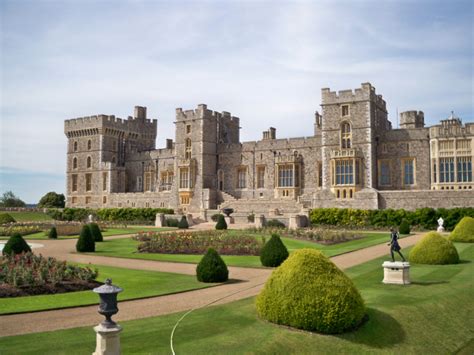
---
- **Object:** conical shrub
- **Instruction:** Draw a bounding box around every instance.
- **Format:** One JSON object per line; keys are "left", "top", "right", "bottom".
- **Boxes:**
{"left": 409, "top": 231, "right": 459, "bottom": 264}
{"left": 0, "top": 213, "right": 15, "bottom": 225}
{"left": 256, "top": 249, "right": 366, "bottom": 334}
{"left": 89, "top": 223, "right": 103, "bottom": 242}
{"left": 260, "top": 233, "right": 289, "bottom": 267}
{"left": 76, "top": 225, "right": 95, "bottom": 252}
{"left": 399, "top": 219, "right": 411, "bottom": 234}
{"left": 215, "top": 214, "right": 227, "bottom": 230}
{"left": 48, "top": 227, "right": 58, "bottom": 239}
{"left": 196, "top": 248, "right": 229, "bottom": 282}
{"left": 2, "top": 233, "right": 31, "bottom": 255}
{"left": 449, "top": 216, "right": 474, "bottom": 243}
{"left": 178, "top": 216, "right": 189, "bottom": 229}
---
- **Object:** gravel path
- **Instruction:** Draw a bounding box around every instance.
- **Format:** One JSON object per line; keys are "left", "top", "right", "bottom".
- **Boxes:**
{"left": 0, "top": 230, "right": 423, "bottom": 337}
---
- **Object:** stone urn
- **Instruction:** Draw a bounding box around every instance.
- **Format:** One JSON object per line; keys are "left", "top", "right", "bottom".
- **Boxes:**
{"left": 93, "top": 279, "right": 123, "bottom": 328}
{"left": 222, "top": 208, "right": 234, "bottom": 217}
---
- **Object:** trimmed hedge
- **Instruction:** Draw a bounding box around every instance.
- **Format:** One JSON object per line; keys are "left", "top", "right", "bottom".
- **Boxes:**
{"left": 178, "top": 216, "right": 189, "bottom": 229}
{"left": 76, "top": 225, "right": 95, "bottom": 252}
{"left": 89, "top": 223, "right": 103, "bottom": 242}
{"left": 48, "top": 227, "right": 58, "bottom": 239}
{"left": 215, "top": 215, "right": 227, "bottom": 230}
{"left": 47, "top": 207, "right": 174, "bottom": 223}
{"left": 0, "top": 213, "right": 16, "bottom": 225}
{"left": 409, "top": 232, "right": 459, "bottom": 265}
{"left": 196, "top": 248, "right": 229, "bottom": 282}
{"left": 399, "top": 219, "right": 411, "bottom": 234}
{"left": 449, "top": 216, "right": 474, "bottom": 243}
{"left": 309, "top": 207, "right": 474, "bottom": 231}
{"left": 2, "top": 233, "right": 31, "bottom": 255}
{"left": 260, "top": 234, "right": 289, "bottom": 267}
{"left": 256, "top": 248, "right": 366, "bottom": 334}
{"left": 165, "top": 218, "right": 179, "bottom": 227}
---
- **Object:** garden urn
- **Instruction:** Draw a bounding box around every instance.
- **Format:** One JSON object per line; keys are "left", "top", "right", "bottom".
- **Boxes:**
{"left": 93, "top": 279, "right": 123, "bottom": 328}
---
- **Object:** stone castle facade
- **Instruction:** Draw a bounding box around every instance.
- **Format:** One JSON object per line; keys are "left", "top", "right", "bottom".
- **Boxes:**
{"left": 64, "top": 83, "right": 474, "bottom": 222}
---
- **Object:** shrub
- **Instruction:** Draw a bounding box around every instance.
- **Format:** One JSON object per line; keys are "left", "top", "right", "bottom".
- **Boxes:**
{"left": 0, "top": 225, "right": 43, "bottom": 236}
{"left": 399, "top": 219, "right": 411, "bottom": 234}
{"left": 196, "top": 248, "right": 229, "bottom": 283}
{"left": 260, "top": 234, "right": 289, "bottom": 267}
{"left": 0, "top": 213, "right": 16, "bottom": 225}
{"left": 449, "top": 216, "right": 474, "bottom": 243}
{"left": 256, "top": 249, "right": 366, "bottom": 334}
{"left": 211, "top": 214, "right": 221, "bottom": 222}
{"left": 76, "top": 225, "right": 95, "bottom": 252}
{"left": 266, "top": 219, "right": 285, "bottom": 228}
{"left": 215, "top": 215, "right": 227, "bottom": 230}
{"left": 178, "top": 216, "right": 189, "bottom": 229}
{"left": 48, "top": 227, "right": 58, "bottom": 239}
{"left": 89, "top": 223, "right": 103, "bottom": 242}
{"left": 2, "top": 233, "right": 31, "bottom": 255}
{"left": 409, "top": 232, "right": 459, "bottom": 265}
{"left": 247, "top": 213, "right": 255, "bottom": 223}
{"left": 165, "top": 218, "right": 179, "bottom": 227}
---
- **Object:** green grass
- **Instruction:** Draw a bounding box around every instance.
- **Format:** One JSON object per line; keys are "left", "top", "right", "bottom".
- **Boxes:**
{"left": 0, "top": 264, "right": 214, "bottom": 315}
{"left": 1, "top": 243, "right": 471, "bottom": 354}
{"left": 91, "top": 231, "right": 394, "bottom": 268}
{"left": 6, "top": 211, "right": 53, "bottom": 222}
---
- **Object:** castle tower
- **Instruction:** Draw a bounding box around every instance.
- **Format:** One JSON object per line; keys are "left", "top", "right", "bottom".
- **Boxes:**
{"left": 400, "top": 110, "right": 425, "bottom": 129}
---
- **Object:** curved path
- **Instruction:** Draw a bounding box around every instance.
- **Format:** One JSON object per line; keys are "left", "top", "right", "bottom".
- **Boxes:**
{"left": 0, "top": 231, "right": 423, "bottom": 337}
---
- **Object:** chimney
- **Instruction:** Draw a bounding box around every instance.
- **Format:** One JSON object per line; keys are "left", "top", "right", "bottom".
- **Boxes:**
{"left": 134, "top": 106, "right": 147, "bottom": 119}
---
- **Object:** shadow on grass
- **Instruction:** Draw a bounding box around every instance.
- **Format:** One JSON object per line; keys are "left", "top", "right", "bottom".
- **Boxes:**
{"left": 457, "top": 259, "right": 471, "bottom": 264}
{"left": 410, "top": 280, "right": 449, "bottom": 286}
{"left": 337, "top": 308, "right": 405, "bottom": 348}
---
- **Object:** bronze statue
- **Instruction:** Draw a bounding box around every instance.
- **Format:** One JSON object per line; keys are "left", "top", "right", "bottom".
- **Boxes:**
{"left": 388, "top": 228, "right": 406, "bottom": 262}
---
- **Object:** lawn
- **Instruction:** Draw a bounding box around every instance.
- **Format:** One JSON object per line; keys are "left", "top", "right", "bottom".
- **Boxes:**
{"left": 0, "top": 263, "right": 214, "bottom": 315}
{"left": 1, "top": 243, "right": 471, "bottom": 354}
{"left": 91, "top": 231, "right": 395, "bottom": 268}
{"left": 6, "top": 211, "right": 53, "bottom": 222}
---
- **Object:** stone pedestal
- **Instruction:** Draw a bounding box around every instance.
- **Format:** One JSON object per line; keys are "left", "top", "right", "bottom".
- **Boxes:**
{"left": 437, "top": 226, "right": 445, "bottom": 233}
{"left": 186, "top": 214, "right": 194, "bottom": 227}
{"left": 93, "top": 324, "right": 122, "bottom": 355}
{"left": 289, "top": 215, "right": 304, "bottom": 230}
{"left": 382, "top": 261, "right": 410, "bottom": 285}
{"left": 224, "top": 216, "right": 234, "bottom": 225}
{"left": 254, "top": 215, "right": 265, "bottom": 228}
{"left": 155, "top": 213, "right": 165, "bottom": 227}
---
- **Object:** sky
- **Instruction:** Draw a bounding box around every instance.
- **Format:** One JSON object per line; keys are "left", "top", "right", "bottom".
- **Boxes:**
{"left": 0, "top": 0, "right": 473, "bottom": 203}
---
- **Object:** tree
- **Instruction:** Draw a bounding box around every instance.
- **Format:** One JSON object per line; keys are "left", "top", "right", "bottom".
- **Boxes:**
{"left": 48, "top": 227, "right": 58, "bottom": 239}
{"left": 89, "top": 223, "right": 103, "bottom": 242}
{"left": 2, "top": 233, "right": 31, "bottom": 255}
{"left": 215, "top": 215, "right": 227, "bottom": 230}
{"left": 38, "top": 192, "right": 65, "bottom": 208}
{"left": 260, "top": 234, "right": 289, "bottom": 267}
{"left": 0, "top": 191, "right": 26, "bottom": 207}
{"left": 76, "top": 225, "right": 95, "bottom": 252}
{"left": 178, "top": 216, "right": 189, "bottom": 229}
{"left": 196, "top": 248, "right": 229, "bottom": 282}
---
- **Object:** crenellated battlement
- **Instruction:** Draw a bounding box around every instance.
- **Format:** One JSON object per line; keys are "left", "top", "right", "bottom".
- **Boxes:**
{"left": 175, "top": 104, "right": 239, "bottom": 124}
{"left": 321, "top": 82, "right": 386, "bottom": 109}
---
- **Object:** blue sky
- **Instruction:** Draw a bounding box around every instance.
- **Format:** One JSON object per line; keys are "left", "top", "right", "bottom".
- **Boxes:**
{"left": 1, "top": 0, "right": 473, "bottom": 203}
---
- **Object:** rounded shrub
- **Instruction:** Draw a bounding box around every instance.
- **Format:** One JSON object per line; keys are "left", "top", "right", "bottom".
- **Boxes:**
{"left": 256, "top": 249, "right": 366, "bottom": 334}
{"left": 76, "top": 225, "right": 95, "bottom": 252}
{"left": 215, "top": 214, "right": 227, "bottom": 230}
{"left": 2, "top": 233, "right": 31, "bottom": 255}
{"left": 449, "top": 216, "right": 474, "bottom": 243}
{"left": 89, "top": 223, "right": 103, "bottom": 242}
{"left": 165, "top": 218, "right": 179, "bottom": 227}
{"left": 409, "top": 231, "right": 459, "bottom": 265}
{"left": 178, "top": 216, "right": 189, "bottom": 229}
{"left": 260, "top": 234, "right": 289, "bottom": 267}
{"left": 266, "top": 219, "right": 285, "bottom": 228}
{"left": 48, "top": 227, "right": 58, "bottom": 239}
{"left": 399, "top": 219, "right": 411, "bottom": 234}
{"left": 196, "top": 248, "right": 229, "bottom": 282}
{"left": 0, "top": 213, "right": 16, "bottom": 225}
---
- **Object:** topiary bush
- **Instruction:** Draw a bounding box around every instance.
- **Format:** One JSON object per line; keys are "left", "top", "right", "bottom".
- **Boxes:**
{"left": 449, "top": 216, "right": 474, "bottom": 243}
{"left": 89, "top": 223, "right": 103, "bottom": 242}
{"left": 399, "top": 219, "right": 411, "bottom": 234}
{"left": 211, "top": 214, "right": 221, "bottom": 222}
{"left": 76, "top": 225, "right": 95, "bottom": 252}
{"left": 256, "top": 248, "right": 366, "bottom": 334}
{"left": 215, "top": 215, "right": 227, "bottom": 230}
{"left": 165, "top": 218, "right": 179, "bottom": 227}
{"left": 0, "top": 213, "right": 16, "bottom": 225}
{"left": 409, "top": 231, "right": 459, "bottom": 265}
{"left": 266, "top": 219, "right": 285, "bottom": 228}
{"left": 2, "top": 233, "right": 31, "bottom": 255}
{"left": 48, "top": 227, "right": 58, "bottom": 239}
{"left": 196, "top": 248, "right": 229, "bottom": 282}
{"left": 178, "top": 216, "right": 189, "bottom": 229}
{"left": 260, "top": 233, "right": 289, "bottom": 267}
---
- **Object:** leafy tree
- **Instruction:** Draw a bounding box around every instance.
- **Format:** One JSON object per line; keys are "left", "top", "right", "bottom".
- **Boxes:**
{"left": 0, "top": 191, "right": 26, "bottom": 207}
{"left": 38, "top": 192, "right": 65, "bottom": 208}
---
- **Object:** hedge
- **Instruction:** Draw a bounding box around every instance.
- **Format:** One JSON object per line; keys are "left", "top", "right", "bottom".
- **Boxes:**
{"left": 309, "top": 207, "right": 474, "bottom": 231}
{"left": 47, "top": 208, "right": 174, "bottom": 223}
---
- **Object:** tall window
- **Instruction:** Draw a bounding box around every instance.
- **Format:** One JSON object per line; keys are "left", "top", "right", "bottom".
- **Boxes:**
{"left": 341, "top": 122, "right": 351, "bottom": 149}
{"left": 186, "top": 124, "right": 191, "bottom": 134}
{"left": 85, "top": 173, "right": 92, "bottom": 191}
{"left": 179, "top": 168, "right": 190, "bottom": 189}
{"left": 136, "top": 176, "right": 143, "bottom": 191}
{"left": 318, "top": 163, "right": 322, "bottom": 187}
{"left": 87, "top": 156, "right": 92, "bottom": 168}
{"left": 73, "top": 157, "right": 77, "bottom": 169}
{"left": 341, "top": 105, "right": 350, "bottom": 117}
{"left": 335, "top": 160, "right": 353, "bottom": 185}
{"left": 73, "top": 141, "right": 78, "bottom": 152}
{"left": 72, "top": 174, "right": 78, "bottom": 192}
{"left": 87, "top": 140, "right": 92, "bottom": 150}
{"left": 257, "top": 166, "right": 265, "bottom": 188}
{"left": 457, "top": 157, "right": 472, "bottom": 182}
{"left": 378, "top": 160, "right": 391, "bottom": 186}
{"left": 403, "top": 158, "right": 415, "bottom": 185}
{"left": 144, "top": 172, "right": 152, "bottom": 191}
{"left": 102, "top": 172, "right": 108, "bottom": 191}
{"left": 237, "top": 167, "right": 247, "bottom": 188}
{"left": 277, "top": 164, "right": 300, "bottom": 187}
{"left": 185, "top": 138, "right": 192, "bottom": 159}
{"left": 433, "top": 161, "right": 437, "bottom": 183}
{"left": 161, "top": 171, "right": 173, "bottom": 191}
{"left": 439, "top": 157, "right": 455, "bottom": 183}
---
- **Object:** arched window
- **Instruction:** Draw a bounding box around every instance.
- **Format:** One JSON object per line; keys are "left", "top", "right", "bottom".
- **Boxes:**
{"left": 341, "top": 122, "right": 352, "bottom": 149}
{"left": 87, "top": 156, "right": 92, "bottom": 168}
{"left": 185, "top": 138, "right": 192, "bottom": 159}
{"left": 73, "top": 141, "right": 78, "bottom": 152}
{"left": 73, "top": 157, "right": 77, "bottom": 169}
{"left": 87, "top": 140, "right": 92, "bottom": 150}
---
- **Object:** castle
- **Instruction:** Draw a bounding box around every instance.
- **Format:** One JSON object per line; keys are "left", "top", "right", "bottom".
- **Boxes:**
{"left": 64, "top": 83, "right": 474, "bottom": 222}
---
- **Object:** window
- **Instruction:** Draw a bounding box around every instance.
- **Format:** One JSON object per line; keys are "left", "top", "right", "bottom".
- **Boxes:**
{"left": 237, "top": 167, "right": 247, "bottom": 188}
{"left": 318, "top": 163, "right": 322, "bottom": 187}
{"left": 341, "top": 122, "right": 351, "bottom": 149}
{"left": 433, "top": 160, "right": 437, "bottom": 183}
{"left": 85, "top": 196, "right": 92, "bottom": 204}
{"left": 144, "top": 172, "right": 152, "bottom": 191}
{"left": 87, "top": 156, "right": 92, "bottom": 168}
{"left": 185, "top": 138, "right": 192, "bottom": 159}
{"left": 179, "top": 168, "right": 190, "bottom": 189}
{"left": 403, "top": 158, "right": 415, "bottom": 185}
{"left": 439, "top": 157, "right": 455, "bottom": 183}
{"left": 378, "top": 160, "right": 391, "bottom": 186}
{"left": 73, "top": 141, "right": 78, "bottom": 152}
{"left": 341, "top": 105, "right": 349, "bottom": 117}
{"left": 73, "top": 157, "right": 77, "bottom": 169}
{"left": 457, "top": 157, "right": 472, "bottom": 182}
{"left": 335, "top": 160, "right": 354, "bottom": 185}
{"left": 161, "top": 171, "right": 173, "bottom": 191}
{"left": 87, "top": 140, "right": 92, "bottom": 150}
{"left": 277, "top": 164, "right": 300, "bottom": 188}
{"left": 85, "top": 173, "right": 92, "bottom": 191}
{"left": 186, "top": 125, "right": 191, "bottom": 134}
{"left": 136, "top": 176, "right": 143, "bottom": 191}
{"left": 102, "top": 196, "right": 107, "bottom": 204}
{"left": 257, "top": 166, "right": 265, "bottom": 188}
{"left": 102, "top": 172, "right": 108, "bottom": 191}
{"left": 72, "top": 196, "right": 77, "bottom": 204}
{"left": 72, "top": 174, "right": 78, "bottom": 192}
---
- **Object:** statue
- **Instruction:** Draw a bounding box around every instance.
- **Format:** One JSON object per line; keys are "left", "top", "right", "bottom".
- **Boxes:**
{"left": 437, "top": 217, "right": 445, "bottom": 233}
{"left": 88, "top": 214, "right": 94, "bottom": 223}
{"left": 388, "top": 228, "right": 406, "bottom": 262}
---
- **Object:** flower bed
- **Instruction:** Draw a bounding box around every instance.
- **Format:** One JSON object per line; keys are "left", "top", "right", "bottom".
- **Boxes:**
{"left": 134, "top": 231, "right": 264, "bottom": 255}
{"left": 0, "top": 253, "right": 99, "bottom": 297}
{"left": 0, "top": 225, "right": 44, "bottom": 237}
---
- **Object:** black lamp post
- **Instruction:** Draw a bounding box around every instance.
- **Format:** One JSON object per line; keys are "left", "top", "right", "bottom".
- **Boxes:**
{"left": 93, "top": 279, "right": 123, "bottom": 328}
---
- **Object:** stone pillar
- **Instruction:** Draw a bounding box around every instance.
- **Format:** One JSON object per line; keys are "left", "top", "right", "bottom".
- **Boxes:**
{"left": 186, "top": 214, "right": 194, "bottom": 227}
{"left": 93, "top": 324, "right": 122, "bottom": 355}
{"left": 224, "top": 216, "right": 234, "bottom": 225}
{"left": 155, "top": 213, "right": 165, "bottom": 227}
{"left": 254, "top": 215, "right": 265, "bottom": 228}
{"left": 382, "top": 261, "right": 410, "bottom": 285}
{"left": 289, "top": 215, "right": 303, "bottom": 230}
